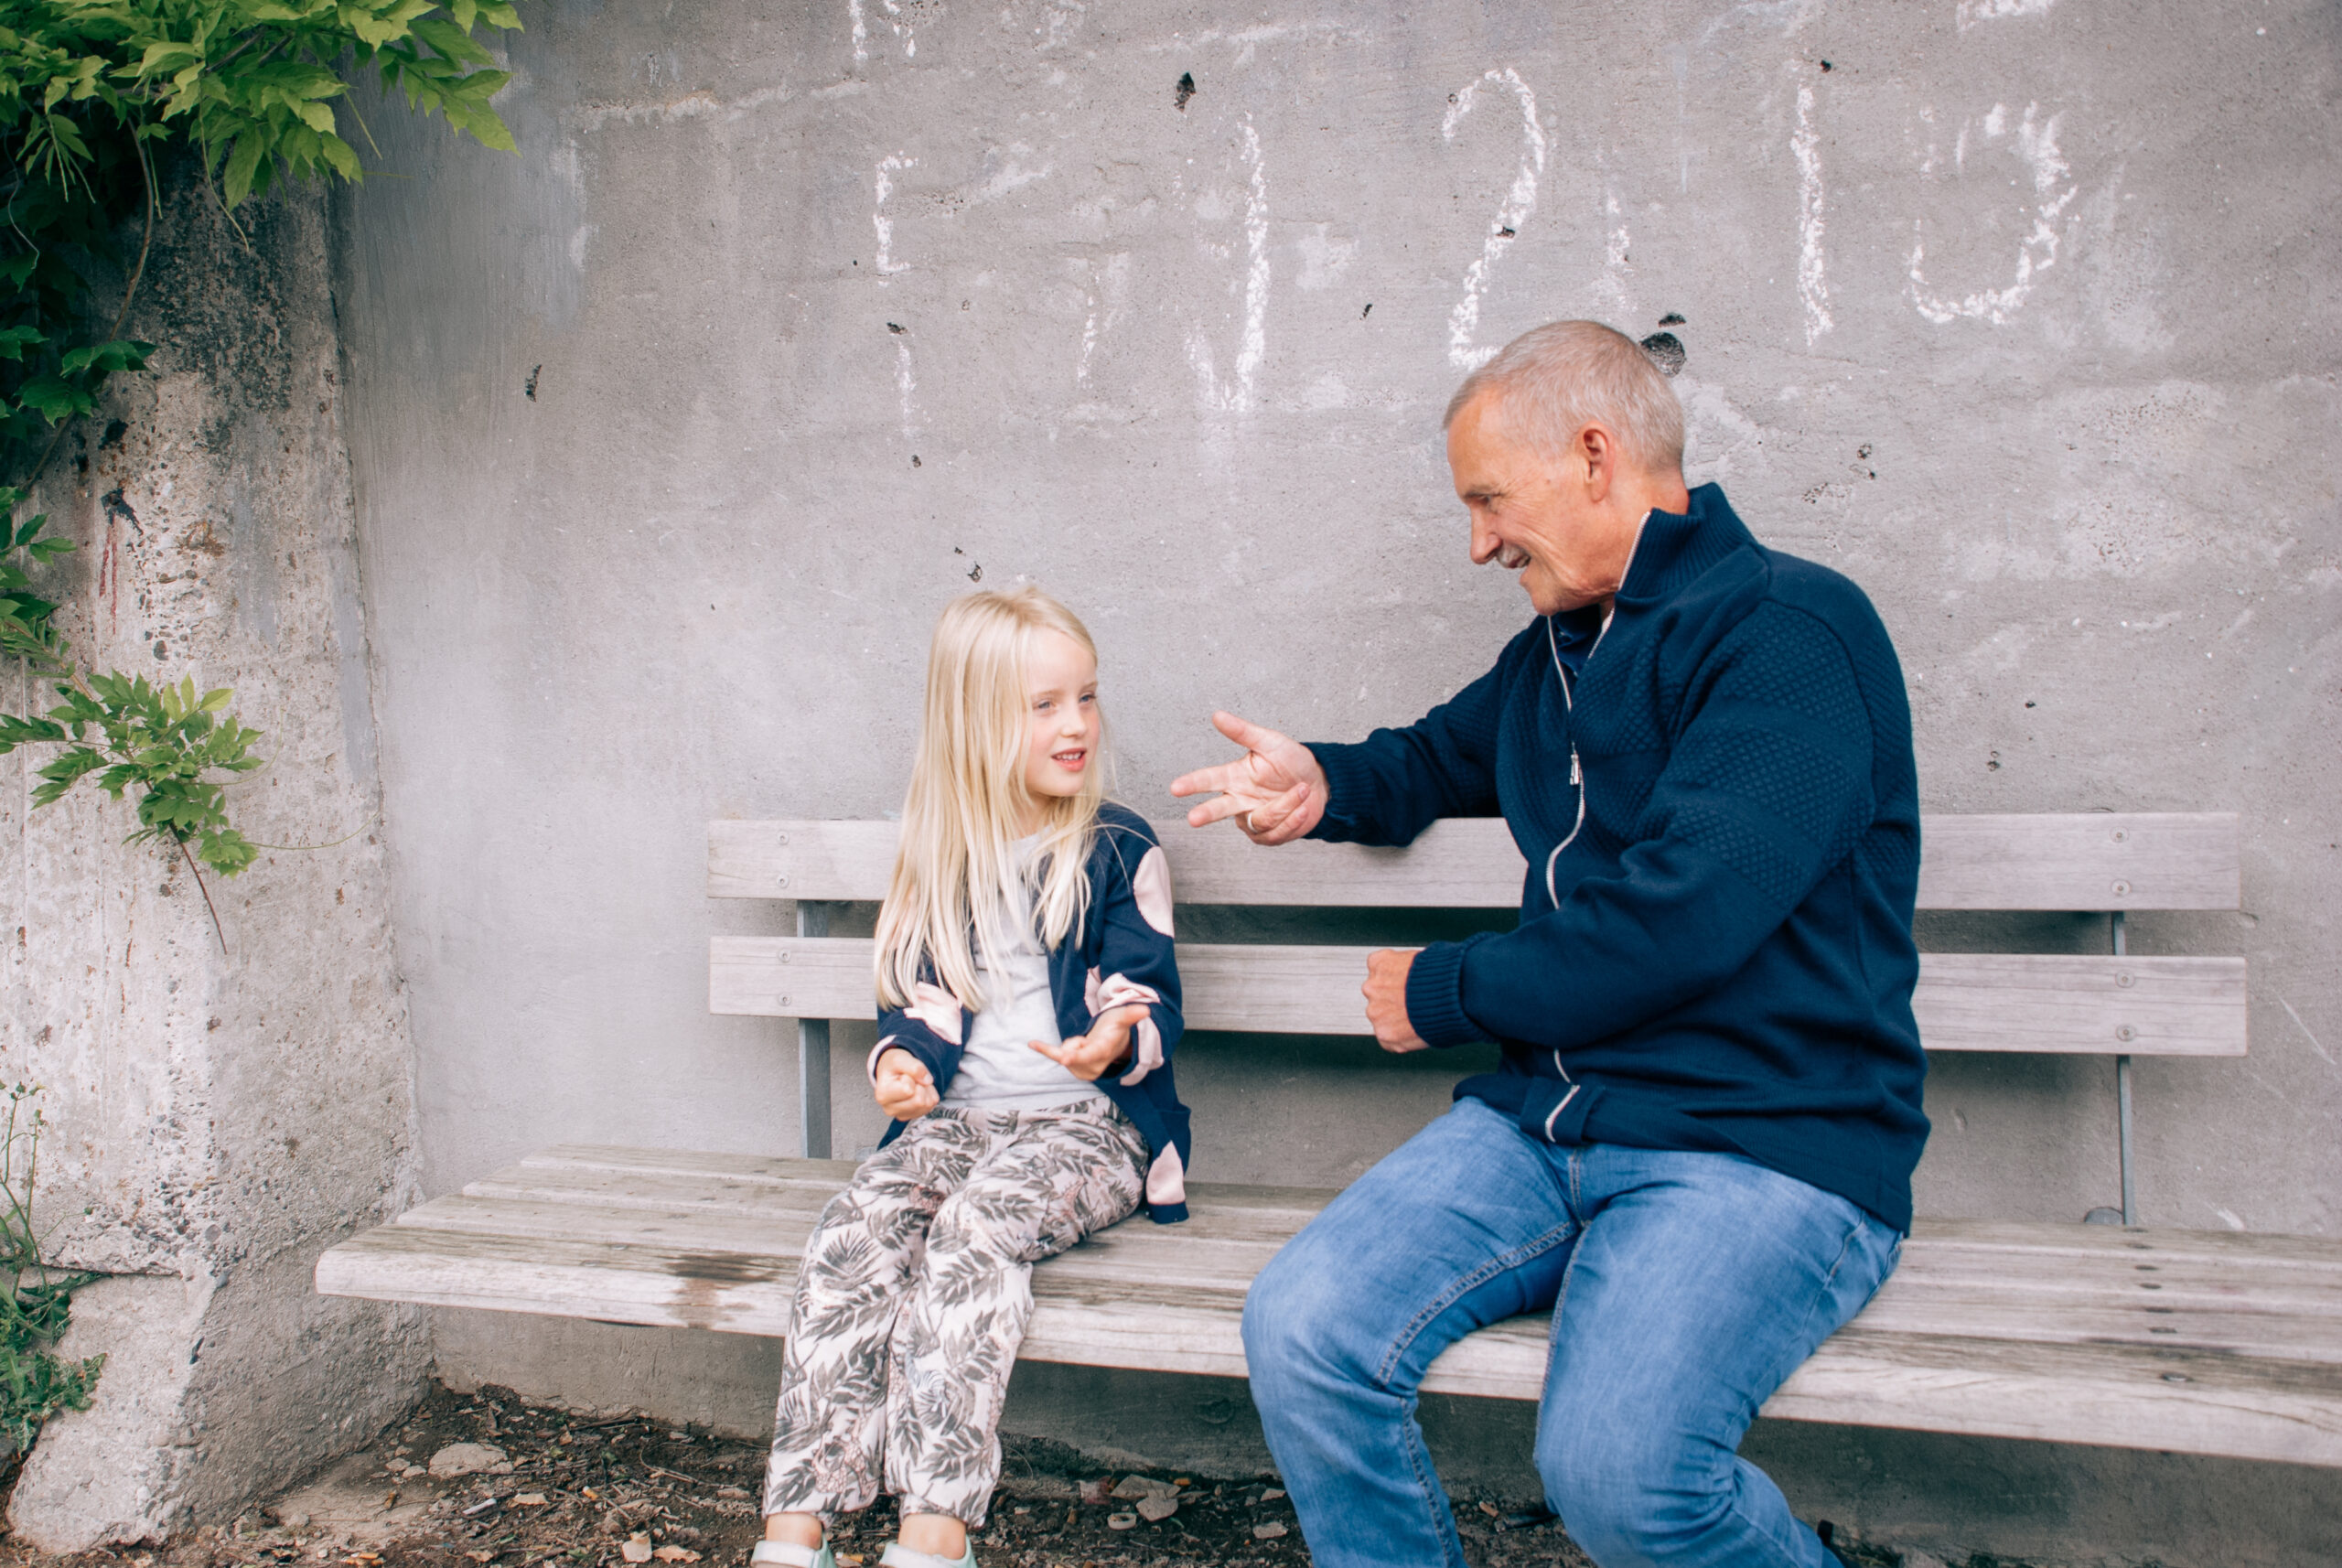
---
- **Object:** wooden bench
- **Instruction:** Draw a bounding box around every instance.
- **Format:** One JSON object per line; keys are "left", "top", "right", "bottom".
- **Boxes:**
{"left": 317, "top": 811, "right": 2342, "bottom": 1468}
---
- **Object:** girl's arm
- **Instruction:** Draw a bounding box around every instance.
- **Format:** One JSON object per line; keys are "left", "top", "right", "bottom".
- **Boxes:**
{"left": 871, "top": 979, "right": 968, "bottom": 1101}
{"left": 1088, "top": 817, "right": 1185, "bottom": 1085}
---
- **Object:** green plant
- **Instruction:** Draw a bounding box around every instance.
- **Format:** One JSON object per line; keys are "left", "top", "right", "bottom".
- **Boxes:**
{"left": 0, "top": 3, "right": 521, "bottom": 932}
{"left": 0, "top": 1085, "right": 102, "bottom": 1452}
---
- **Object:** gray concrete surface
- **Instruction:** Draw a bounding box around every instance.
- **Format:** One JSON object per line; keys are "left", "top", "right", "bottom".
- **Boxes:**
{"left": 1, "top": 177, "right": 429, "bottom": 1548}
{"left": 321, "top": 2, "right": 2340, "bottom": 1563}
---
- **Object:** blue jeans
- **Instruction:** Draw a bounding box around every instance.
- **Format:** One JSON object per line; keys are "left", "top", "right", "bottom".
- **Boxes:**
{"left": 1241, "top": 1097, "right": 1901, "bottom": 1568}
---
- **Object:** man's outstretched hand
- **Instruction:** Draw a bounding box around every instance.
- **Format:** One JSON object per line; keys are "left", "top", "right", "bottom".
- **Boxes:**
{"left": 1169, "top": 711, "right": 1330, "bottom": 845}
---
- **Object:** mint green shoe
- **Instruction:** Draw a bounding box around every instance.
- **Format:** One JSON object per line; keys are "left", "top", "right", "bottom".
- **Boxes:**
{"left": 750, "top": 1539, "right": 835, "bottom": 1568}
{"left": 877, "top": 1542, "right": 976, "bottom": 1568}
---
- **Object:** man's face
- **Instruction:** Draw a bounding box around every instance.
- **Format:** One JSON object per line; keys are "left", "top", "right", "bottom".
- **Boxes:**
{"left": 1446, "top": 392, "right": 1626, "bottom": 618}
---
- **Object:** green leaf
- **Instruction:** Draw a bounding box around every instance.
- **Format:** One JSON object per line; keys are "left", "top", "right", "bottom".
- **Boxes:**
{"left": 319, "top": 133, "right": 360, "bottom": 180}
{"left": 0, "top": 327, "right": 46, "bottom": 361}
{"left": 16, "top": 375, "right": 85, "bottom": 422}
{"left": 411, "top": 17, "right": 492, "bottom": 66}
{"left": 221, "top": 132, "right": 265, "bottom": 208}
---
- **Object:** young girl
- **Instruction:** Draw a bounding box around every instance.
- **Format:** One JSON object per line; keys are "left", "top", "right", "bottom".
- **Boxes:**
{"left": 757, "top": 587, "right": 1190, "bottom": 1568}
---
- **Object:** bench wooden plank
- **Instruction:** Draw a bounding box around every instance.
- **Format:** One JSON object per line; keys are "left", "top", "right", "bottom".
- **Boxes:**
{"left": 709, "top": 938, "right": 2247, "bottom": 1058}
{"left": 314, "top": 1148, "right": 2342, "bottom": 1466}
{"left": 709, "top": 813, "right": 2240, "bottom": 912}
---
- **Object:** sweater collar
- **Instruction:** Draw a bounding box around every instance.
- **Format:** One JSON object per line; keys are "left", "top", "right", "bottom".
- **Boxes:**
{"left": 1617, "top": 483, "right": 1754, "bottom": 606}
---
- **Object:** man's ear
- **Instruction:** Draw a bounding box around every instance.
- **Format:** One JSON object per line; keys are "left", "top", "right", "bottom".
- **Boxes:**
{"left": 1576, "top": 423, "right": 1617, "bottom": 503}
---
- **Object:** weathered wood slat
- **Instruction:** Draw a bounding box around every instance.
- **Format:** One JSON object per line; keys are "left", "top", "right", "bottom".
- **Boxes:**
{"left": 709, "top": 813, "right": 2240, "bottom": 912}
{"left": 710, "top": 938, "right": 2246, "bottom": 1058}
{"left": 315, "top": 1148, "right": 2342, "bottom": 1466}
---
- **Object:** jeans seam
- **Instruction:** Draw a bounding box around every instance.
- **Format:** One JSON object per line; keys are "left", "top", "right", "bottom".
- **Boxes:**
{"left": 1372, "top": 1219, "right": 1578, "bottom": 1388}
{"left": 1783, "top": 1215, "right": 1882, "bottom": 1376}
{"left": 1398, "top": 1404, "right": 1470, "bottom": 1568}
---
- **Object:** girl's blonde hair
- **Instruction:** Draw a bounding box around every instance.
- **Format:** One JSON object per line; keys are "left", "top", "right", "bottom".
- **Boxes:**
{"left": 875, "top": 586, "right": 1106, "bottom": 1011}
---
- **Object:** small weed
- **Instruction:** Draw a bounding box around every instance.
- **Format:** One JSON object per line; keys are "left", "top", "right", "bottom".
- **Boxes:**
{"left": 0, "top": 1083, "right": 103, "bottom": 1452}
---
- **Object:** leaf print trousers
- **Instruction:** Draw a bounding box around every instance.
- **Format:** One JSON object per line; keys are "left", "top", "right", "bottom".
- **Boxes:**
{"left": 762, "top": 1105, "right": 1149, "bottom": 1528}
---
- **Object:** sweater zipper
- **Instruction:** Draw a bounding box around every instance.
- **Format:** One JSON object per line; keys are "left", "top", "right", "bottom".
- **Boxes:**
{"left": 1542, "top": 612, "right": 1606, "bottom": 908}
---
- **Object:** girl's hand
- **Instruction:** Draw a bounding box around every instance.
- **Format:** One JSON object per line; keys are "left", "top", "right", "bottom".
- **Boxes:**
{"left": 1028, "top": 1004, "right": 1149, "bottom": 1083}
{"left": 874, "top": 1048, "right": 940, "bottom": 1120}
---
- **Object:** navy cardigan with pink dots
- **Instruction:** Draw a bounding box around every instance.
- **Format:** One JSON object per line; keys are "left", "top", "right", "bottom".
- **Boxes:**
{"left": 867, "top": 802, "right": 1194, "bottom": 1223}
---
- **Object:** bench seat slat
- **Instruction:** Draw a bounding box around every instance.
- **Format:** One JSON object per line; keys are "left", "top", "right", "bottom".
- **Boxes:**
{"left": 709, "top": 813, "right": 2240, "bottom": 912}
{"left": 710, "top": 938, "right": 2247, "bottom": 1058}
{"left": 315, "top": 1148, "right": 2342, "bottom": 1466}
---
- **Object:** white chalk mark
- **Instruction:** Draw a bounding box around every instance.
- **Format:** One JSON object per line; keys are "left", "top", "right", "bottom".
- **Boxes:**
{"left": 1595, "top": 180, "right": 1632, "bottom": 319}
{"left": 1295, "top": 223, "right": 1358, "bottom": 292}
{"left": 569, "top": 82, "right": 793, "bottom": 132}
{"left": 895, "top": 338, "right": 919, "bottom": 442}
{"left": 848, "top": 0, "right": 867, "bottom": 67}
{"left": 874, "top": 153, "right": 914, "bottom": 274}
{"left": 1792, "top": 84, "right": 1832, "bottom": 344}
{"left": 1957, "top": 0, "right": 2057, "bottom": 28}
{"left": 1233, "top": 118, "right": 1268, "bottom": 408}
{"left": 879, "top": 0, "right": 916, "bottom": 59}
{"left": 1443, "top": 68, "right": 1548, "bottom": 371}
{"left": 1074, "top": 252, "right": 1130, "bottom": 386}
{"left": 2213, "top": 1206, "right": 2247, "bottom": 1232}
{"left": 1187, "top": 116, "right": 1270, "bottom": 414}
{"left": 1907, "top": 102, "right": 2075, "bottom": 326}
{"left": 2283, "top": 997, "right": 2337, "bottom": 1067}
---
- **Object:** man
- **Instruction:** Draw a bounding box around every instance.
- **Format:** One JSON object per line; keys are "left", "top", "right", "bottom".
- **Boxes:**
{"left": 1169, "top": 320, "right": 1928, "bottom": 1568}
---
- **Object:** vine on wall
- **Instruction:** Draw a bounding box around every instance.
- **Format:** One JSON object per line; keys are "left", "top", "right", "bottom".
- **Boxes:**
{"left": 0, "top": 5, "right": 525, "bottom": 1451}
{"left": 0, "top": 1, "right": 522, "bottom": 924}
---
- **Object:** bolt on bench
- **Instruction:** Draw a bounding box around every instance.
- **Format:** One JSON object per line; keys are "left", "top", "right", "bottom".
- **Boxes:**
{"left": 317, "top": 811, "right": 2342, "bottom": 1468}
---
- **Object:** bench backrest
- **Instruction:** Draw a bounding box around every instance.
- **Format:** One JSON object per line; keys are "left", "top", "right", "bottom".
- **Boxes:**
{"left": 708, "top": 813, "right": 2244, "bottom": 1059}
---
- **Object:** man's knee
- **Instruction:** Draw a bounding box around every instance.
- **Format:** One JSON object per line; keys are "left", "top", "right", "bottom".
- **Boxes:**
{"left": 1537, "top": 1420, "right": 1724, "bottom": 1563}
{"left": 1241, "top": 1238, "right": 1365, "bottom": 1390}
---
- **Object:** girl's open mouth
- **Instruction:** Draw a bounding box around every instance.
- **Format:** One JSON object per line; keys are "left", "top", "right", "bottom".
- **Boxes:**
{"left": 1052, "top": 749, "right": 1088, "bottom": 769}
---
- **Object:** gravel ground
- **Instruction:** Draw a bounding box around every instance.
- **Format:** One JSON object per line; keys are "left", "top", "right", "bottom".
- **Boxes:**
{"left": 0, "top": 1382, "right": 1986, "bottom": 1568}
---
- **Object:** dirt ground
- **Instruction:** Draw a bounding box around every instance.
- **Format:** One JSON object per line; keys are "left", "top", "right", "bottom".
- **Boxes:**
{"left": 0, "top": 1382, "right": 1961, "bottom": 1568}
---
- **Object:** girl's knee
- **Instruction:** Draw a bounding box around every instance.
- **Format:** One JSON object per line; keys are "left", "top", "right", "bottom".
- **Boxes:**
{"left": 928, "top": 1186, "right": 1044, "bottom": 1263}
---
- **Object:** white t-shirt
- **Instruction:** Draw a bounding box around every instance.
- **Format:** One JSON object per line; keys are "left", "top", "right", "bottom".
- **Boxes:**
{"left": 940, "top": 836, "right": 1108, "bottom": 1113}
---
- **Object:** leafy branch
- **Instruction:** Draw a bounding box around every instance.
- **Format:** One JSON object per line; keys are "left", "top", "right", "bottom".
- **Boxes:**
{"left": 0, "top": 3, "right": 521, "bottom": 934}
{"left": 1, "top": 491, "right": 261, "bottom": 944}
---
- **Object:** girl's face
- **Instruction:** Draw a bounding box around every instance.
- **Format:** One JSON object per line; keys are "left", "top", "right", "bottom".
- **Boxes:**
{"left": 1021, "top": 628, "right": 1100, "bottom": 812}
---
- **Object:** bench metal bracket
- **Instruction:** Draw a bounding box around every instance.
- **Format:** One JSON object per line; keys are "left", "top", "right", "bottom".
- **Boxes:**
{"left": 798, "top": 900, "right": 833, "bottom": 1159}
{"left": 2114, "top": 909, "right": 2135, "bottom": 1226}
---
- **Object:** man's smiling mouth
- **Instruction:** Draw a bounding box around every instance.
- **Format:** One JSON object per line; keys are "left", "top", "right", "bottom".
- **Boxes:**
{"left": 1499, "top": 545, "right": 1532, "bottom": 571}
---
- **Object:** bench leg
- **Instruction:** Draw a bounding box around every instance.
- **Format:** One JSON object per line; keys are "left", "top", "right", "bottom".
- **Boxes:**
{"left": 799, "top": 901, "right": 833, "bottom": 1160}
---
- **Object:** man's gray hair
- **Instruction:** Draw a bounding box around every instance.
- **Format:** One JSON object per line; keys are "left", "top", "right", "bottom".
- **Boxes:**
{"left": 1444, "top": 320, "right": 1686, "bottom": 476}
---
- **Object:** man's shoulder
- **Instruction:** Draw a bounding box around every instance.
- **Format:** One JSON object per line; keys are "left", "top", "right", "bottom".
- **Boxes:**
{"left": 1747, "top": 545, "right": 1896, "bottom": 652}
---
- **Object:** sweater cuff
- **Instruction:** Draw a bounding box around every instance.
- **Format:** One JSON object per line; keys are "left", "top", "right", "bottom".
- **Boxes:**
{"left": 1404, "top": 939, "right": 1485, "bottom": 1049}
{"left": 1303, "top": 741, "right": 1371, "bottom": 842}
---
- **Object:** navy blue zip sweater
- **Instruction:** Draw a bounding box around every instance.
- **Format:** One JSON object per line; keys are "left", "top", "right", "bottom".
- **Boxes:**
{"left": 1307, "top": 484, "right": 1929, "bottom": 1230}
{"left": 868, "top": 803, "right": 1195, "bottom": 1222}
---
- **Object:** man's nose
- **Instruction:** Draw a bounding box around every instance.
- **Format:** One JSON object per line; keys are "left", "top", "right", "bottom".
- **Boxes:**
{"left": 1468, "top": 514, "right": 1500, "bottom": 564}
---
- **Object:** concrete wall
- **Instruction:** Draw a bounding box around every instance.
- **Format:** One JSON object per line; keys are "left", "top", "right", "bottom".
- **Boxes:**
{"left": 328, "top": 2, "right": 2340, "bottom": 1563}
{"left": 1, "top": 177, "right": 430, "bottom": 1547}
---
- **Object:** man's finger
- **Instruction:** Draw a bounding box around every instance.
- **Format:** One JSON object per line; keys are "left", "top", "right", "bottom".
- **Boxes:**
{"left": 1212, "top": 710, "right": 1282, "bottom": 752}
{"left": 1168, "top": 760, "right": 1246, "bottom": 800}
{"left": 1184, "top": 791, "right": 1258, "bottom": 830}
{"left": 1256, "top": 783, "right": 1313, "bottom": 845}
